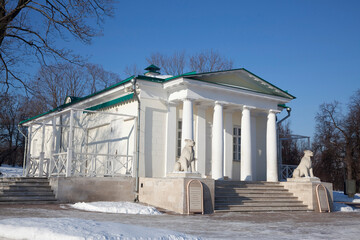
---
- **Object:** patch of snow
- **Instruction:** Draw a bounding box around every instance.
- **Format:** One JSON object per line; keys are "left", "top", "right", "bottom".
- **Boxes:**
{"left": 69, "top": 201, "right": 162, "bottom": 215}
{"left": 333, "top": 191, "right": 360, "bottom": 202}
{"left": 333, "top": 191, "right": 360, "bottom": 212}
{"left": 333, "top": 202, "right": 358, "bottom": 212}
{"left": 0, "top": 164, "right": 23, "bottom": 178}
{"left": 0, "top": 218, "right": 200, "bottom": 240}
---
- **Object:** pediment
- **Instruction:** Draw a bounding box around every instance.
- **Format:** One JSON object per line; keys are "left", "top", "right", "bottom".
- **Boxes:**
{"left": 184, "top": 68, "right": 294, "bottom": 99}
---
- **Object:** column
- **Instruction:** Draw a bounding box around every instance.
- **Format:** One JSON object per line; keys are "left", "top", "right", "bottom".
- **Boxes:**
{"left": 25, "top": 125, "right": 33, "bottom": 176}
{"left": 266, "top": 109, "right": 278, "bottom": 182}
{"left": 165, "top": 103, "right": 177, "bottom": 175}
{"left": 66, "top": 109, "right": 74, "bottom": 177}
{"left": 241, "top": 106, "right": 252, "bottom": 181}
{"left": 212, "top": 102, "right": 224, "bottom": 180}
{"left": 251, "top": 115, "right": 257, "bottom": 181}
{"left": 195, "top": 106, "right": 206, "bottom": 176}
{"left": 181, "top": 99, "right": 194, "bottom": 150}
{"left": 224, "top": 111, "right": 233, "bottom": 179}
{"left": 39, "top": 122, "right": 46, "bottom": 177}
{"left": 49, "top": 116, "right": 56, "bottom": 176}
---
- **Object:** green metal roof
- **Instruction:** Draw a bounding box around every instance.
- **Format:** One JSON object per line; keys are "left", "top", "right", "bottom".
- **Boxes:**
{"left": 20, "top": 67, "right": 295, "bottom": 125}
{"left": 144, "top": 64, "right": 160, "bottom": 71}
{"left": 85, "top": 93, "right": 134, "bottom": 112}
{"left": 19, "top": 76, "right": 135, "bottom": 125}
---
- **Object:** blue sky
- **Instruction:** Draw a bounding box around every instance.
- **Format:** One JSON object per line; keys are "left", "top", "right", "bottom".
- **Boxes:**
{"left": 64, "top": 0, "right": 360, "bottom": 140}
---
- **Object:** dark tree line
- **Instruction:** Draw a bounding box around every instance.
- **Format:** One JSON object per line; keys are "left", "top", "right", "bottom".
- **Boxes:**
{"left": 312, "top": 90, "right": 360, "bottom": 191}
{"left": 0, "top": 61, "right": 120, "bottom": 167}
{"left": 124, "top": 50, "right": 234, "bottom": 76}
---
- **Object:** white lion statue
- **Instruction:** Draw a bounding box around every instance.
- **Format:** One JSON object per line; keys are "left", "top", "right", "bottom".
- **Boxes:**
{"left": 292, "top": 150, "right": 315, "bottom": 178}
{"left": 174, "top": 139, "right": 196, "bottom": 172}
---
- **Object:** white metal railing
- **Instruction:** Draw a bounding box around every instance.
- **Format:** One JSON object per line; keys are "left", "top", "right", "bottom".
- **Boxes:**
{"left": 72, "top": 152, "right": 133, "bottom": 177}
{"left": 26, "top": 155, "right": 50, "bottom": 177}
{"left": 50, "top": 152, "right": 68, "bottom": 176}
{"left": 280, "top": 164, "right": 297, "bottom": 180}
{"left": 26, "top": 151, "right": 134, "bottom": 177}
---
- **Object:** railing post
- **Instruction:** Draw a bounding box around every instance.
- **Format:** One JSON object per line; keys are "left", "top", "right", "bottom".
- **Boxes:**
{"left": 66, "top": 148, "right": 72, "bottom": 177}
{"left": 39, "top": 152, "right": 45, "bottom": 177}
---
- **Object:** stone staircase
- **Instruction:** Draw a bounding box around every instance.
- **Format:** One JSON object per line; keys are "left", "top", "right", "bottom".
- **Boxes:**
{"left": 215, "top": 181, "right": 309, "bottom": 212}
{"left": 0, "top": 178, "right": 57, "bottom": 204}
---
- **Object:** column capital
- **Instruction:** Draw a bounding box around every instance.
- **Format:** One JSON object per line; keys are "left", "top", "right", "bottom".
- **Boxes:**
{"left": 268, "top": 109, "right": 281, "bottom": 114}
{"left": 214, "top": 101, "right": 227, "bottom": 106}
{"left": 242, "top": 105, "right": 256, "bottom": 110}
{"left": 181, "top": 98, "right": 195, "bottom": 102}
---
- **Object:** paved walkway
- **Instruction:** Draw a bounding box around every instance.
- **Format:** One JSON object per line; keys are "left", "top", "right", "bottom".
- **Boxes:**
{"left": 0, "top": 204, "right": 360, "bottom": 239}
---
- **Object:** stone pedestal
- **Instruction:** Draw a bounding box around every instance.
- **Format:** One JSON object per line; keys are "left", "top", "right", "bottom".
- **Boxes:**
{"left": 139, "top": 177, "right": 215, "bottom": 214}
{"left": 167, "top": 172, "right": 202, "bottom": 178}
{"left": 286, "top": 177, "right": 321, "bottom": 183}
{"left": 280, "top": 178, "right": 333, "bottom": 212}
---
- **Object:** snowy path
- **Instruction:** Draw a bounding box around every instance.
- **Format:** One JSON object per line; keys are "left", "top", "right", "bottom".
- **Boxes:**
{"left": 0, "top": 204, "right": 360, "bottom": 239}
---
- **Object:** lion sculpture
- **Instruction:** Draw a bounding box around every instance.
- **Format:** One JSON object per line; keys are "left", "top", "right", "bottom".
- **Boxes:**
{"left": 292, "top": 150, "right": 315, "bottom": 178}
{"left": 174, "top": 139, "right": 196, "bottom": 172}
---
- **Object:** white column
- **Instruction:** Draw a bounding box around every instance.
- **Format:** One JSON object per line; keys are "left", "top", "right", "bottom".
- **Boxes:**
{"left": 251, "top": 116, "right": 257, "bottom": 181}
{"left": 181, "top": 99, "right": 194, "bottom": 150}
{"left": 224, "top": 111, "right": 233, "bottom": 179}
{"left": 241, "top": 106, "right": 253, "bottom": 181}
{"left": 195, "top": 106, "right": 206, "bottom": 176}
{"left": 49, "top": 116, "right": 56, "bottom": 176}
{"left": 25, "top": 125, "right": 32, "bottom": 176}
{"left": 39, "top": 122, "right": 46, "bottom": 177}
{"left": 66, "top": 109, "right": 74, "bottom": 177}
{"left": 165, "top": 103, "right": 177, "bottom": 175}
{"left": 212, "top": 102, "right": 224, "bottom": 180}
{"left": 266, "top": 109, "right": 278, "bottom": 182}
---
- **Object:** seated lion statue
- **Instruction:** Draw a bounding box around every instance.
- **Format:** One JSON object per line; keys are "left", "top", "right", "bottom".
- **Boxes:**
{"left": 292, "top": 150, "right": 315, "bottom": 178}
{"left": 174, "top": 139, "right": 196, "bottom": 172}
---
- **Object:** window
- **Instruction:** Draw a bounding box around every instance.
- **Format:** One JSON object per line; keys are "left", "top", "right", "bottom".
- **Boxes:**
{"left": 177, "top": 120, "right": 182, "bottom": 157}
{"left": 233, "top": 126, "right": 241, "bottom": 161}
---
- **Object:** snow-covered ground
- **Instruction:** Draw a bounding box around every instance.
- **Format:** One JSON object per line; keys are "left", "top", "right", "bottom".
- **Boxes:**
{"left": 1, "top": 165, "right": 360, "bottom": 239}
{"left": 0, "top": 164, "right": 23, "bottom": 178}
{"left": 333, "top": 191, "right": 360, "bottom": 212}
{"left": 0, "top": 217, "right": 200, "bottom": 240}
{"left": 69, "top": 201, "right": 162, "bottom": 215}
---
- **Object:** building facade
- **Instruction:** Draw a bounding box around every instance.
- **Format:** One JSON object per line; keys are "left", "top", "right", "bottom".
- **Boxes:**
{"left": 20, "top": 66, "right": 295, "bottom": 183}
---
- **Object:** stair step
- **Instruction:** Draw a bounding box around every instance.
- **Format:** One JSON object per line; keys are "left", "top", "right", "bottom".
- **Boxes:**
{"left": 0, "top": 186, "right": 52, "bottom": 191}
{"left": 0, "top": 191, "right": 54, "bottom": 196}
{"left": 215, "top": 201, "right": 304, "bottom": 207}
{"left": 215, "top": 197, "right": 299, "bottom": 202}
{"left": 0, "top": 178, "right": 48, "bottom": 182}
{"left": 0, "top": 177, "right": 57, "bottom": 204}
{"left": 0, "top": 182, "right": 52, "bottom": 187}
{"left": 0, "top": 200, "right": 58, "bottom": 205}
{"left": 214, "top": 180, "right": 309, "bottom": 212}
{"left": 214, "top": 206, "right": 309, "bottom": 212}
{"left": 0, "top": 195, "right": 56, "bottom": 201}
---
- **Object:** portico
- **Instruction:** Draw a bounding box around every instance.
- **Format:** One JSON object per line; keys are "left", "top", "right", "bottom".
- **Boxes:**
{"left": 167, "top": 95, "right": 282, "bottom": 182}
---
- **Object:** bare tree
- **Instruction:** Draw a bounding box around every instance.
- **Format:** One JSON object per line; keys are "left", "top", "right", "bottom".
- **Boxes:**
{"left": 31, "top": 62, "right": 121, "bottom": 110}
{"left": 189, "top": 50, "right": 233, "bottom": 73}
{"left": 0, "top": 0, "right": 114, "bottom": 92}
{"left": 86, "top": 63, "right": 119, "bottom": 93}
{"left": 146, "top": 51, "right": 186, "bottom": 76}
{"left": 123, "top": 63, "right": 143, "bottom": 77}
{"left": 312, "top": 93, "right": 360, "bottom": 190}
{"left": 0, "top": 93, "right": 45, "bottom": 166}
